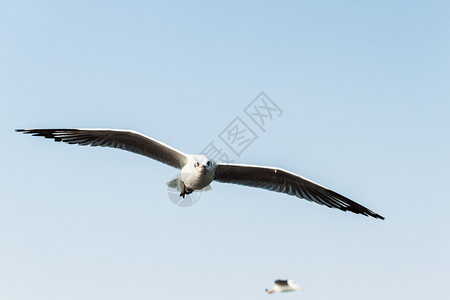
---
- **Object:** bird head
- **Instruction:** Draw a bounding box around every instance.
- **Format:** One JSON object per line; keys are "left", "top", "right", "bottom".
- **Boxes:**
{"left": 192, "top": 155, "right": 216, "bottom": 174}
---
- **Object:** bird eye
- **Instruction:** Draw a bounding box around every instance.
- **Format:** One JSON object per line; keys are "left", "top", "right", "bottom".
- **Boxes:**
{"left": 207, "top": 161, "right": 211, "bottom": 166}
{"left": 196, "top": 162, "right": 200, "bottom": 167}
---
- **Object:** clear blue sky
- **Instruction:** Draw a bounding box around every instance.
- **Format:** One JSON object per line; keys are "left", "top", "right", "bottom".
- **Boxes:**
{"left": 1, "top": 1, "right": 449, "bottom": 299}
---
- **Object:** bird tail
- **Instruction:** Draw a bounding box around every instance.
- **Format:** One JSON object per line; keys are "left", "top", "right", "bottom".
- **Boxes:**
{"left": 167, "top": 176, "right": 182, "bottom": 191}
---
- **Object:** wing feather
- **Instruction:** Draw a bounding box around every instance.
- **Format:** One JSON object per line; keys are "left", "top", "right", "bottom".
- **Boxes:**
{"left": 275, "top": 280, "right": 289, "bottom": 286}
{"left": 16, "top": 128, "right": 188, "bottom": 169}
{"left": 214, "top": 163, "right": 384, "bottom": 219}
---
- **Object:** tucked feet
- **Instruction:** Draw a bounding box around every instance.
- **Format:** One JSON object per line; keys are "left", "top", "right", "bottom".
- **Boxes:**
{"left": 179, "top": 183, "right": 194, "bottom": 198}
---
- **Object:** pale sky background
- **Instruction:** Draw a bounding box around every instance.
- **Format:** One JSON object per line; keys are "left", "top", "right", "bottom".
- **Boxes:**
{"left": 1, "top": 1, "right": 450, "bottom": 299}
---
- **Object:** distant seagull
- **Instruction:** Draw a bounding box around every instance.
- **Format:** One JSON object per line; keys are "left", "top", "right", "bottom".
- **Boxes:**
{"left": 16, "top": 128, "right": 384, "bottom": 219}
{"left": 266, "top": 279, "right": 302, "bottom": 294}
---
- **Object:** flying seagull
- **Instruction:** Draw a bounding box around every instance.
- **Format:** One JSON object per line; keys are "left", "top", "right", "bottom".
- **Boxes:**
{"left": 16, "top": 128, "right": 384, "bottom": 219}
{"left": 266, "top": 279, "right": 302, "bottom": 294}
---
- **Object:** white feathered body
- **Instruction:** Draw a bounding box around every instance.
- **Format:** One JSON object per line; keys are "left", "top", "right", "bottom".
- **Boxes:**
{"left": 180, "top": 155, "right": 215, "bottom": 190}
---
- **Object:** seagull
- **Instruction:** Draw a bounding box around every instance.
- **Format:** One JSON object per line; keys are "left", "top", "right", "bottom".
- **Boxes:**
{"left": 16, "top": 128, "right": 384, "bottom": 219}
{"left": 266, "top": 279, "right": 302, "bottom": 294}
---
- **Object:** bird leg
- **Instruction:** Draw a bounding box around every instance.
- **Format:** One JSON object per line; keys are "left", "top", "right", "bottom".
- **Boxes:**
{"left": 179, "top": 183, "right": 193, "bottom": 198}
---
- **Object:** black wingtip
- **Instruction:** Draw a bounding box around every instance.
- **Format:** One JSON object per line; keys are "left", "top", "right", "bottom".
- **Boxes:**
{"left": 367, "top": 209, "right": 385, "bottom": 220}
{"left": 366, "top": 211, "right": 384, "bottom": 220}
{"left": 376, "top": 214, "right": 385, "bottom": 220}
{"left": 15, "top": 129, "right": 43, "bottom": 136}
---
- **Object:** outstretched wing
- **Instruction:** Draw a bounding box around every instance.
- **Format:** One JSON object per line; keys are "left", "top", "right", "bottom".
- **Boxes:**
{"left": 274, "top": 280, "right": 289, "bottom": 286}
{"left": 16, "top": 128, "right": 188, "bottom": 169}
{"left": 214, "top": 163, "right": 384, "bottom": 219}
